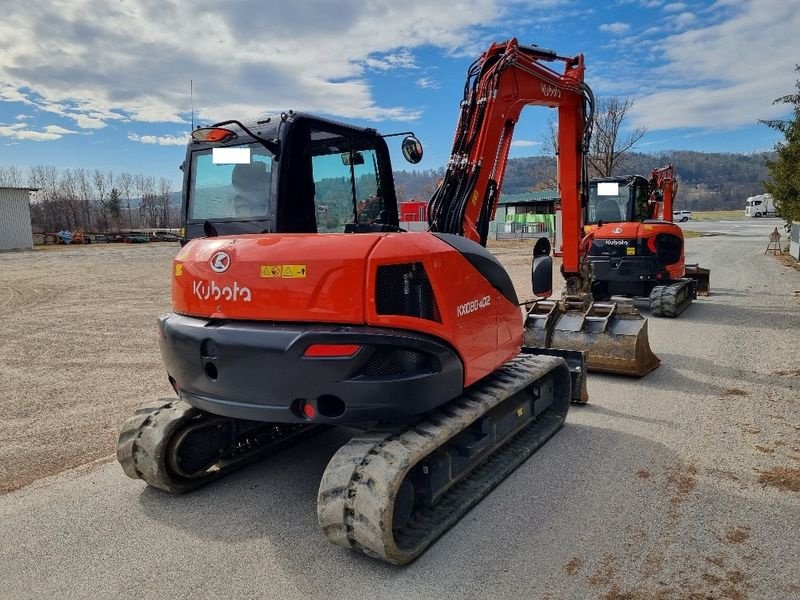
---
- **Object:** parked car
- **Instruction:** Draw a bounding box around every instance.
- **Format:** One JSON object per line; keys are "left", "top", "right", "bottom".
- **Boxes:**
{"left": 673, "top": 209, "right": 692, "bottom": 222}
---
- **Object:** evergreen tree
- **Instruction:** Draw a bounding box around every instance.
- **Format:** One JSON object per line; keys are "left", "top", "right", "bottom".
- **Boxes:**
{"left": 761, "top": 66, "right": 800, "bottom": 226}
{"left": 107, "top": 188, "right": 122, "bottom": 230}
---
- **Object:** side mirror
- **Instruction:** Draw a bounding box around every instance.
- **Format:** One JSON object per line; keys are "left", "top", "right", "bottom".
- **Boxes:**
{"left": 531, "top": 237, "right": 552, "bottom": 298}
{"left": 533, "top": 236, "right": 551, "bottom": 258}
{"left": 401, "top": 135, "right": 423, "bottom": 164}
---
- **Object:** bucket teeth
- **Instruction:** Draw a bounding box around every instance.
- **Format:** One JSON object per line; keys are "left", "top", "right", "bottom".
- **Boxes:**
{"left": 524, "top": 295, "right": 660, "bottom": 378}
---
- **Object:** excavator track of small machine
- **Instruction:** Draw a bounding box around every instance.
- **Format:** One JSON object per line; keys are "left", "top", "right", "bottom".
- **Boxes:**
{"left": 317, "top": 354, "right": 571, "bottom": 565}
{"left": 649, "top": 279, "right": 695, "bottom": 318}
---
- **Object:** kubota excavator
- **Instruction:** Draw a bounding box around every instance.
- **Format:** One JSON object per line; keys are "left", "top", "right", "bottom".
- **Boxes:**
{"left": 583, "top": 164, "right": 710, "bottom": 317}
{"left": 116, "top": 39, "right": 649, "bottom": 564}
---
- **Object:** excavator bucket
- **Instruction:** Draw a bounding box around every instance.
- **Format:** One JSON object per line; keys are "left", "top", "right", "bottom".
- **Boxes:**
{"left": 524, "top": 295, "right": 660, "bottom": 377}
{"left": 684, "top": 263, "right": 710, "bottom": 296}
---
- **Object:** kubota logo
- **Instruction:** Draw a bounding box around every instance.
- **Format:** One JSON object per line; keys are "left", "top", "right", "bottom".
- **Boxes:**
{"left": 612, "top": 227, "right": 623, "bottom": 234}
{"left": 210, "top": 251, "right": 231, "bottom": 273}
{"left": 193, "top": 280, "right": 252, "bottom": 302}
{"left": 541, "top": 83, "right": 561, "bottom": 98}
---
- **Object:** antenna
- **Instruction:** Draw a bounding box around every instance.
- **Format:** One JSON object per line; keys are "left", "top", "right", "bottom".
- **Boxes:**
{"left": 190, "top": 79, "right": 194, "bottom": 131}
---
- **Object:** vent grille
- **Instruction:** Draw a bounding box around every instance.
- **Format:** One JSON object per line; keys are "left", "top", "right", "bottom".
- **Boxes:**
{"left": 358, "top": 348, "right": 436, "bottom": 378}
{"left": 376, "top": 262, "right": 441, "bottom": 322}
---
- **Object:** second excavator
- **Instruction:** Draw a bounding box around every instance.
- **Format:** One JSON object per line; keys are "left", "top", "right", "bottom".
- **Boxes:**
{"left": 583, "top": 164, "right": 710, "bottom": 317}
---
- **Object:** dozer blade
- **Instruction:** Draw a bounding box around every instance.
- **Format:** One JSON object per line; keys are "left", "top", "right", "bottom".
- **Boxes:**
{"left": 684, "top": 263, "right": 710, "bottom": 296}
{"left": 524, "top": 295, "right": 660, "bottom": 378}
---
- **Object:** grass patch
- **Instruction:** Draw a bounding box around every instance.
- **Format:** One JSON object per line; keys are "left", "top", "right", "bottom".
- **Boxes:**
{"left": 691, "top": 210, "right": 747, "bottom": 221}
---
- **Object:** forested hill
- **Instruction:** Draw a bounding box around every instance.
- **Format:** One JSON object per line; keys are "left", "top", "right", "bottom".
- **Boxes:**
{"left": 393, "top": 150, "right": 774, "bottom": 211}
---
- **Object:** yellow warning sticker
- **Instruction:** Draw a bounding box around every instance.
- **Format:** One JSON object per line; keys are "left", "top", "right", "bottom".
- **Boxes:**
{"left": 174, "top": 263, "right": 183, "bottom": 276}
{"left": 282, "top": 264, "right": 307, "bottom": 278}
{"left": 470, "top": 190, "right": 479, "bottom": 205}
{"left": 260, "top": 265, "right": 308, "bottom": 278}
{"left": 626, "top": 247, "right": 636, "bottom": 255}
{"left": 516, "top": 406, "right": 525, "bottom": 417}
{"left": 260, "top": 265, "right": 282, "bottom": 278}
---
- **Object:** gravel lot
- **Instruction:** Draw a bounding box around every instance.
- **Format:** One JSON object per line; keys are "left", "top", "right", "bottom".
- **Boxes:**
{"left": 1, "top": 226, "right": 798, "bottom": 599}
{"left": 0, "top": 244, "right": 175, "bottom": 493}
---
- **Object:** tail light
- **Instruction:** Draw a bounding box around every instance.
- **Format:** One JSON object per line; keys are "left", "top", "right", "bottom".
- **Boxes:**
{"left": 303, "top": 344, "right": 361, "bottom": 358}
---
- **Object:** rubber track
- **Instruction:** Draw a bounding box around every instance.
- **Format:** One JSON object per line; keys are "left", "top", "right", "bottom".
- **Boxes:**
{"left": 317, "top": 354, "right": 570, "bottom": 565}
{"left": 649, "top": 279, "right": 693, "bottom": 318}
{"left": 117, "top": 399, "right": 320, "bottom": 494}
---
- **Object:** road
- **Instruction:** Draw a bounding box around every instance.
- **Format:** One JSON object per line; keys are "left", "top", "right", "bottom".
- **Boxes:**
{"left": 1, "top": 221, "right": 798, "bottom": 599}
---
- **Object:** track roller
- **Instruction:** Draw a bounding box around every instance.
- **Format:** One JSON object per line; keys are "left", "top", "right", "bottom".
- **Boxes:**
{"left": 317, "top": 353, "right": 571, "bottom": 565}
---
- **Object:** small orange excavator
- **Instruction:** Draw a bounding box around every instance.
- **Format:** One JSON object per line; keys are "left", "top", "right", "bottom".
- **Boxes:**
{"left": 117, "top": 39, "right": 652, "bottom": 564}
{"left": 583, "top": 164, "right": 710, "bottom": 316}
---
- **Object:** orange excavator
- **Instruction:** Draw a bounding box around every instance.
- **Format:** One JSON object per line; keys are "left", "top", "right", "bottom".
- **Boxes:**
{"left": 116, "top": 39, "right": 650, "bottom": 564}
{"left": 583, "top": 164, "right": 710, "bottom": 317}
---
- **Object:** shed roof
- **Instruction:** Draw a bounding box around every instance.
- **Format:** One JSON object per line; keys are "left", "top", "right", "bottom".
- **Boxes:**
{"left": 498, "top": 189, "right": 559, "bottom": 205}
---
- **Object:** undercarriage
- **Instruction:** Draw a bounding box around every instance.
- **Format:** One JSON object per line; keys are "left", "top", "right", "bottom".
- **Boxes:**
{"left": 118, "top": 352, "right": 575, "bottom": 564}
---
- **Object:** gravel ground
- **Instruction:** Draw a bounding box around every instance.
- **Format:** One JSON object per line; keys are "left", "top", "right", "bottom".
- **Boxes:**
{"left": 1, "top": 227, "right": 798, "bottom": 599}
{"left": 0, "top": 244, "right": 175, "bottom": 493}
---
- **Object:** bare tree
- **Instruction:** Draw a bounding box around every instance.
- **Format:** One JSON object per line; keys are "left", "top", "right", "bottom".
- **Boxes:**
{"left": 118, "top": 172, "right": 134, "bottom": 229}
{"left": 75, "top": 168, "right": 94, "bottom": 230}
{"left": 0, "top": 166, "right": 24, "bottom": 187}
{"left": 588, "top": 96, "right": 647, "bottom": 177}
{"left": 93, "top": 170, "right": 110, "bottom": 230}
{"left": 158, "top": 178, "right": 173, "bottom": 227}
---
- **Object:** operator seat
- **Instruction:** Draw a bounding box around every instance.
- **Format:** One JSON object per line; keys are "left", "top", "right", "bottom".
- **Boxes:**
{"left": 595, "top": 198, "right": 622, "bottom": 223}
{"left": 232, "top": 162, "right": 270, "bottom": 217}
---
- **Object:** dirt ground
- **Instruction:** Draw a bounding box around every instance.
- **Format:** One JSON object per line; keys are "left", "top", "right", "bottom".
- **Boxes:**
{"left": 0, "top": 244, "right": 175, "bottom": 492}
{"left": 0, "top": 239, "right": 553, "bottom": 493}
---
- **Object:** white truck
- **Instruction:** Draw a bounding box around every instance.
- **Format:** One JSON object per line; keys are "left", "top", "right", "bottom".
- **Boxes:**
{"left": 744, "top": 193, "right": 776, "bottom": 217}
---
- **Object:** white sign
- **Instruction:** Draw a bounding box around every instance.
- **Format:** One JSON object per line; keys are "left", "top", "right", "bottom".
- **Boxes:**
{"left": 212, "top": 147, "right": 251, "bottom": 165}
{"left": 597, "top": 182, "right": 619, "bottom": 196}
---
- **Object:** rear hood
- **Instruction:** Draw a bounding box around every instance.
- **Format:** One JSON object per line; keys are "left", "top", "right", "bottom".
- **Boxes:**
{"left": 172, "top": 234, "right": 383, "bottom": 323}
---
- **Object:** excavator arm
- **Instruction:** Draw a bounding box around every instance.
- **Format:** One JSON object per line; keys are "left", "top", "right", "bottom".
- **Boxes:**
{"left": 428, "top": 38, "right": 594, "bottom": 285}
{"left": 648, "top": 164, "right": 677, "bottom": 220}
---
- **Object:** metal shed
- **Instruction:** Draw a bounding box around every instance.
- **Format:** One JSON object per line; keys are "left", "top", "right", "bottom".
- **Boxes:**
{"left": 0, "top": 187, "right": 35, "bottom": 251}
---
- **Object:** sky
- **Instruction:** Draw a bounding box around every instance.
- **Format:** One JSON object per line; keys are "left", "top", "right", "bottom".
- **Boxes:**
{"left": 0, "top": 0, "right": 798, "bottom": 188}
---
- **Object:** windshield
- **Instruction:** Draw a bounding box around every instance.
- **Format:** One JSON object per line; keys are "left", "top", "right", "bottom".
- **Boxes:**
{"left": 188, "top": 143, "right": 273, "bottom": 221}
{"left": 586, "top": 179, "right": 649, "bottom": 224}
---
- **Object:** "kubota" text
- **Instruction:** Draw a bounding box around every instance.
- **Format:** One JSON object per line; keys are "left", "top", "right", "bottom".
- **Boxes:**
{"left": 192, "top": 280, "right": 252, "bottom": 302}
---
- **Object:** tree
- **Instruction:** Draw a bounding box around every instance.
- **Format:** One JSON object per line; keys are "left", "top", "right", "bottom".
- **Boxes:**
{"left": 107, "top": 188, "right": 122, "bottom": 231}
{"left": 588, "top": 96, "right": 647, "bottom": 177}
{"left": 761, "top": 65, "right": 800, "bottom": 226}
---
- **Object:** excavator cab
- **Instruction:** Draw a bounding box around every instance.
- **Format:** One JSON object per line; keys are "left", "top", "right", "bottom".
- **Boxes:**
{"left": 586, "top": 176, "right": 652, "bottom": 225}
{"left": 180, "top": 113, "right": 407, "bottom": 242}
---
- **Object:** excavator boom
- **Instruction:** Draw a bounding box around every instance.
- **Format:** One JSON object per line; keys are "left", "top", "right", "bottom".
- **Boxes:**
{"left": 429, "top": 38, "right": 658, "bottom": 376}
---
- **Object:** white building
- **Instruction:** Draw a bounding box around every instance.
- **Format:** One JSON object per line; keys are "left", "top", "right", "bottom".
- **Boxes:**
{"left": 0, "top": 187, "right": 36, "bottom": 251}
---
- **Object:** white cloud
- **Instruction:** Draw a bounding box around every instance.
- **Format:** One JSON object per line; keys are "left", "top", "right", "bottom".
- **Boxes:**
{"left": 599, "top": 22, "right": 631, "bottom": 35}
{"left": 43, "top": 125, "right": 78, "bottom": 135}
{"left": 0, "top": 0, "right": 517, "bottom": 129}
{"left": 630, "top": 0, "right": 800, "bottom": 130}
{"left": 365, "top": 50, "right": 418, "bottom": 71}
{"left": 128, "top": 133, "right": 188, "bottom": 146}
{"left": 0, "top": 123, "right": 62, "bottom": 141}
{"left": 416, "top": 77, "right": 440, "bottom": 90}
{"left": 511, "top": 140, "right": 541, "bottom": 147}
{"left": 663, "top": 2, "right": 688, "bottom": 11}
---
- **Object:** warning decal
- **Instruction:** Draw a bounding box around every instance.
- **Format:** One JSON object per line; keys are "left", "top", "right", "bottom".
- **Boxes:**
{"left": 260, "top": 265, "right": 307, "bottom": 278}
{"left": 260, "top": 265, "right": 282, "bottom": 278}
{"left": 282, "top": 265, "right": 307, "bottom": 278}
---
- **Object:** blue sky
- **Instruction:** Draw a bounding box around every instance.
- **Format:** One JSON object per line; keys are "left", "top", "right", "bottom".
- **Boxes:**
{"left": 1, "top": 0, "right": 798, "bottom": 189}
